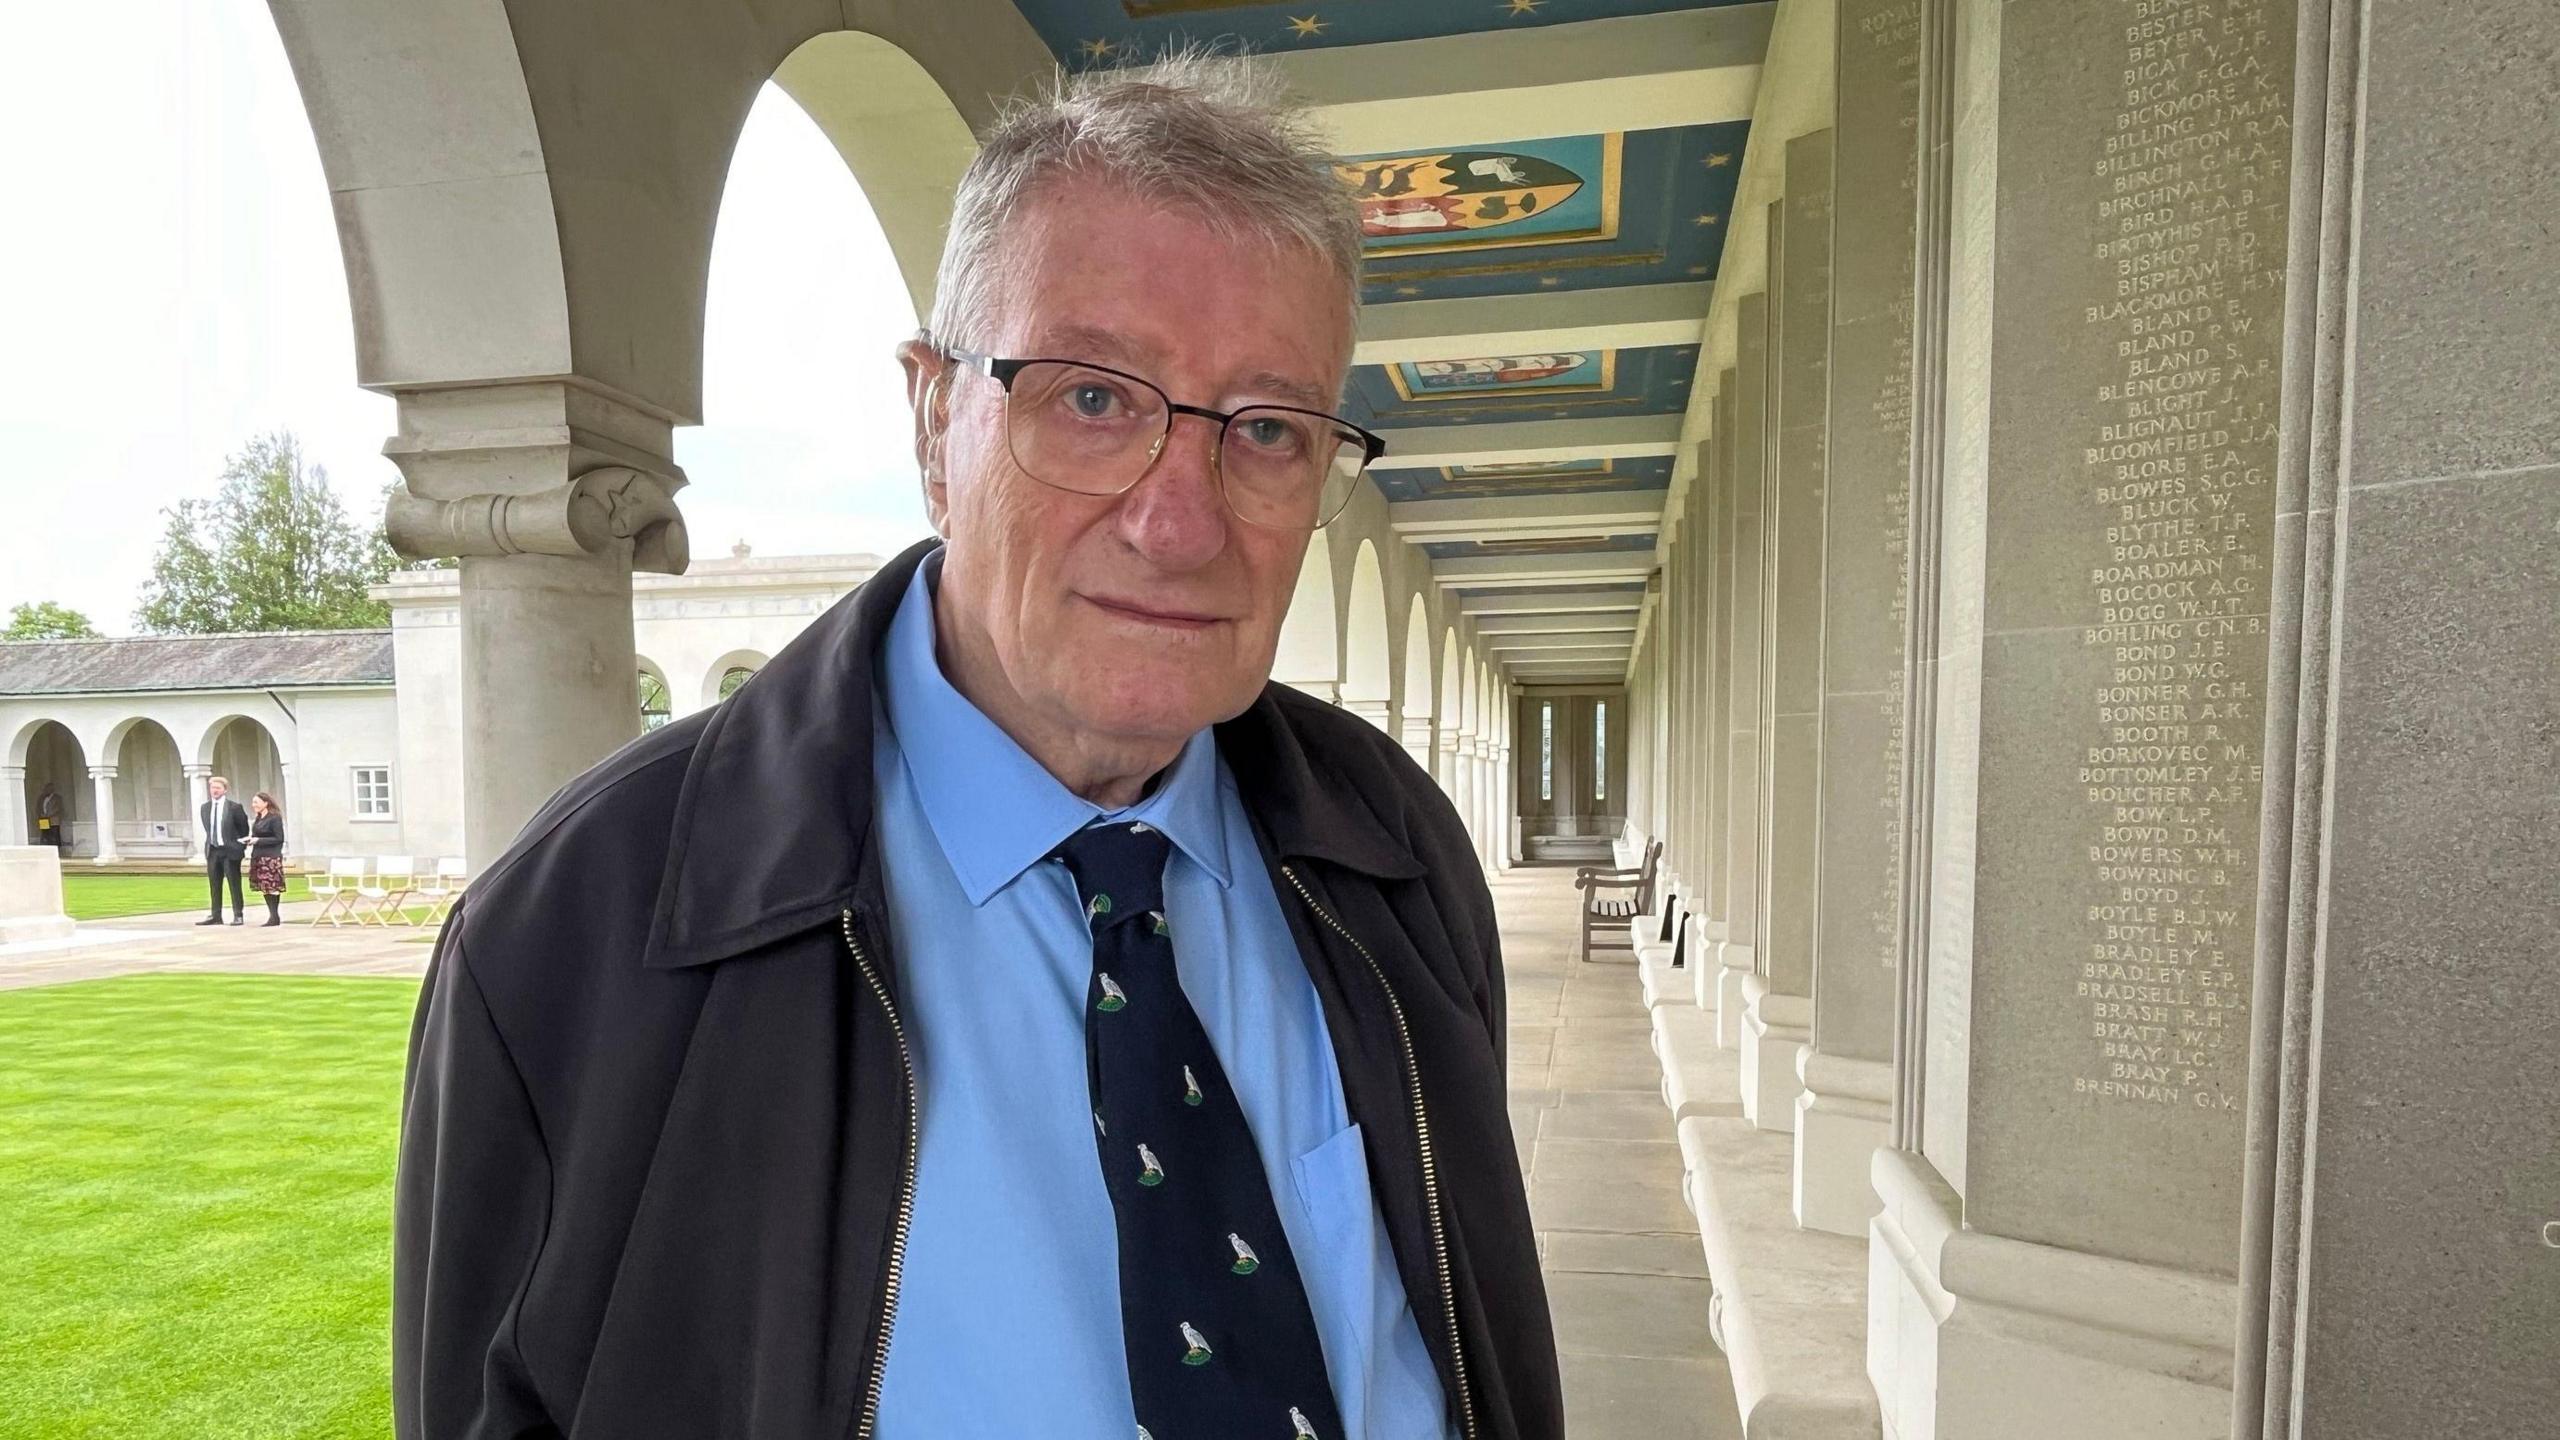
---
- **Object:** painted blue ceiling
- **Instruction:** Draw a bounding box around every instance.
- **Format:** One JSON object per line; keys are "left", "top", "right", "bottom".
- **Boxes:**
{"left": 1353, "top": 122, "right": 1746, "bottom": 304}
{"left": 1369, "top": 455, "right": 1673, "bottom": 503}
{"left": 1014, "top": 1, "right": 1758, "bottom": 65}
{"left": 1421, "top": 532, "right": 1658, "bottom": 561}
{"left": 1347, "top": 343, "right": 1696, "bottom": 431}
{"left": 1452, "top": 580, "right": 1649, "bottom": 599}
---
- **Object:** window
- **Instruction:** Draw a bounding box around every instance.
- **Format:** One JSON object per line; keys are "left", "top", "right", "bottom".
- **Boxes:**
{"left": 1538, "top": 702, "right": 1554, "bottom": 802}
{"left": 352, "top": 766, "right": 394, "bottom": 820}
{"left": 717, "top": 665, "right": 757, "bottom": 701}
{"left": 639, "top": 669, "right": 672, "bottom": 730}
{"left": 1594, "top": 700, "right": 1608, "bottom": 803}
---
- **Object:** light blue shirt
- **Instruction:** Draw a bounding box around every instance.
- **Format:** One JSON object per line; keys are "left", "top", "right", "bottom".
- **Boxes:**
{"left": 870, "top": 553, "right": 1452, "bottom": 1440}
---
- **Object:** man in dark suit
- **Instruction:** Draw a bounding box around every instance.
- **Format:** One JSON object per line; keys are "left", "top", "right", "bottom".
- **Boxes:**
{"left": 199, "top": 775, "right": 249, "bottom": 926}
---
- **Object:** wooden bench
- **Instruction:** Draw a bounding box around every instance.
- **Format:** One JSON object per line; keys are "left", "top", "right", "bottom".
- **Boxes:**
{"left": 1574, "top": 837, "right": 1662, "bottom": 963}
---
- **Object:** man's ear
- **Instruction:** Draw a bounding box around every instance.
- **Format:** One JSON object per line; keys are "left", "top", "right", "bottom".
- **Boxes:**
{"left": 895, "top": 335, "right": 952, "bottom": 536}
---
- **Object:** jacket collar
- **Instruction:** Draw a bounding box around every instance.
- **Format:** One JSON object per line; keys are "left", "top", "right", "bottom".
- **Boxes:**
{"left": 641, "top": 536, "right": 1423, "bottom": 969}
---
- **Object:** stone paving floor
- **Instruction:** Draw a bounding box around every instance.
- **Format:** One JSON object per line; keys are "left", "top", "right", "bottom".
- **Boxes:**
{"left": 1492, "top": 862, "right": 1744, "bottom": 1439}
{"left": 3, "top": 866, "right": 1738, "bottom": 1434}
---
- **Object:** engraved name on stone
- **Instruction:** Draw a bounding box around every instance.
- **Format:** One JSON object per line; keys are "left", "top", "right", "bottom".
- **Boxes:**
{"left": 2071, "top": 0, "right": 2287, "bottom": 1110}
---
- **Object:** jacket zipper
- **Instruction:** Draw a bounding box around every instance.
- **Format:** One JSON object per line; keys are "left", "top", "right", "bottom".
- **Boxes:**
{"left": 840, "top": 910, "right": 918, "bottom": 1440}
{"left": 1280, "top": 864, "right": 1480, "bottom": 1440}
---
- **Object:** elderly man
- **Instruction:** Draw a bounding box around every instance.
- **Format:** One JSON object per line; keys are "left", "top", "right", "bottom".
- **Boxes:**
{"left": 395, "top": 53, "right": 1557, "bottom": 1440}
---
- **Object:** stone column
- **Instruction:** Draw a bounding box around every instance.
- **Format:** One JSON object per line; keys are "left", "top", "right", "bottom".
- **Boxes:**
{"left": 1797, "top": 0, "right": 1922, "bottom": 1238}
{"left": 1399, "top": 714, "right": 1436, "bottom": 778}
{"left": 1869, "top": 0, "right": 2293, "bottom": 1432}
{"left": 1342, "top": 696, "right": 1395, "bottom": 734}
{"left": 0, "top": 766, "right": 27, "bottom": 847}
{"left": 1694, "top": 440, "right": 1727, "bottom": 982}
{"left": 1436, "top": 724, "right": 1462, "bottom": 801}
{"left": 1743, "top": 134, "right": 1835, "bottom": 1136}
{"left": 86, "top": 766, "right": 120, "bottom": 864}
{"left": 382, "top": 383, "right": 689, "bottom": 869}
{"left": 182, "top": 765, "right": 212, "bottom": 843}
{"left": 1714, "top": 311, "right": 1768, "bottom": 1049}
{"left": 2236, "top": 0, "right": 2560, "bottom": 1432}
{"left": 1704, "top": 381, "right": 1743, "bottom": 1030}
{"left": 1464, "top": 722, "right": 1484, "bottom": 855}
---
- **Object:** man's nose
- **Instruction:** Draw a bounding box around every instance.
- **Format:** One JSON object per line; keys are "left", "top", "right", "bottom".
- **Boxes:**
{"left": 1115, "top": 414, "right": 1230, "bottom": 569}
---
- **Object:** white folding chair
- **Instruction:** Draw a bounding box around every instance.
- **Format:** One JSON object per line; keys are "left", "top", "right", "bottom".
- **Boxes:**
{"left": 310, "top": 857, "right": 368, "bottom": 927}
{"left": 419, "top": 857, "right": 468, "bottom": 926}
{"left": 360, "top": 855, "right": 418, "bottom": 927}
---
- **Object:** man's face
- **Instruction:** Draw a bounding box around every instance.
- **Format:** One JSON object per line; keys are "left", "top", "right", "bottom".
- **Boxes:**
{"left": 209, "top": 780, "right": 227, "bottom": 800}
{"left": 906, "top": 185, "right": 1353, "bottom": 752}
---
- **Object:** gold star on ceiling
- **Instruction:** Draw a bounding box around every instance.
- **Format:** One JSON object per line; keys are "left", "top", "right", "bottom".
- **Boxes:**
{"left": 1705, "top": 152, "right": 1734, "bottom": 168}
{"left": 1394, "top": 285, "right": 1424, "bottom": 297}
{"left": 1079, "top": 37, "right": 1116, "bottom": 61}
{"left": 1286, "top": 14, "right": 1327, "bottom": 38}
{"left": 1693, "top": 213, "right": 1721, "bottom": 227}
{"left": 1686, "top": 265, "right": 1711, "bottom": 276}
{"left": 1504, "top": 0, "right": 1545, "bottom": 15}
{"left": 1538, "top": 275, "right": 1563, "bottom": 287}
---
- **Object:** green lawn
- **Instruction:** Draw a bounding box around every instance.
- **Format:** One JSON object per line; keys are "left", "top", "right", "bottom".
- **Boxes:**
{"left": 57, "top": 874, "right": 440, "bottom": 927}
{"left": 58, "top": 873, "right": 312, "bottom": 921}
{"left": 0, "top": 975, "right": 418, "bottom": 1438}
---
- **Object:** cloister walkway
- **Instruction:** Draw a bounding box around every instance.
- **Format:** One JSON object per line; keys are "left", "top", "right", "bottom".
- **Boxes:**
{"left": 2, "top": 867, "right": 1736, "bottom": 1435}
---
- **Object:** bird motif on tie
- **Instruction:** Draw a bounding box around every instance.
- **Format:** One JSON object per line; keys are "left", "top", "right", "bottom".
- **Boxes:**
{"left": 1049, "top": 820, "right": 1344, "bottom": 1440}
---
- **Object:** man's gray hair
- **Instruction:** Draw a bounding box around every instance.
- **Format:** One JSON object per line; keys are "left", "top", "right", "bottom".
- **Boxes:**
{"left": 927, "top": 47, "right": 1364, "bottom": 353}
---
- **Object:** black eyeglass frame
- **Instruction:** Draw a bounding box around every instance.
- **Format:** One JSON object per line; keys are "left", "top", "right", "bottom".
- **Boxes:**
{"left": 938, "top": 345, "right": 1388, "bottom": 530}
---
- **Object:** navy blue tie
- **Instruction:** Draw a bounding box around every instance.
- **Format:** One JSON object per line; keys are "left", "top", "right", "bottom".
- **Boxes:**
{"left": 1052, "top": 820, "right": 1345, "bottom": 1440}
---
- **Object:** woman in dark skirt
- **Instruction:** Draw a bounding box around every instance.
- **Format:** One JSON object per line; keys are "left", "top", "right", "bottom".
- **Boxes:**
{"left": 247, "top": 792, "right": 287, "bottom": 926}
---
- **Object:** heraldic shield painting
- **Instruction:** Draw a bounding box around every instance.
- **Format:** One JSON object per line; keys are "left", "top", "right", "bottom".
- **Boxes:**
{"left": 1334, "top": 135, "right": 1623, "bottom": 256}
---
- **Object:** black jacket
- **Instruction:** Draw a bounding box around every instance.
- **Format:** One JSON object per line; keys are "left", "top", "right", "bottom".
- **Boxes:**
{"left": 248, "top": 813, "right": 284, "bottom": 856}
{"left": 201, "top": 798, "right": 248, "bottom": 854}
{"left": 393, "top": 538, "right": 1560, "bottom": 1440}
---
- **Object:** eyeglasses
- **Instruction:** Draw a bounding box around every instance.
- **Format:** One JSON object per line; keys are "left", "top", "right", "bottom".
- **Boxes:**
{"left": 939, "top": 345, "right": 1386, "bottom": 531}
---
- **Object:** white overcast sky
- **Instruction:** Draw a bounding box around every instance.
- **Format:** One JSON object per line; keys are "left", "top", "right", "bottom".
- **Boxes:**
{"left": 0, "top": 2, "right": 931, "bottom": 635}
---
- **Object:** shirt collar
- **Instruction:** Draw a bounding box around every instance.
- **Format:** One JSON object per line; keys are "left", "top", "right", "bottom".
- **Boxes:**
{"left": 878, "top": 552, "right": 1233, "bottom": 907}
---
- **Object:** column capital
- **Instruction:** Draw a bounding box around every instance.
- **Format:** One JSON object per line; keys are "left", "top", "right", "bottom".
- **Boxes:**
{"left": 0, "top": 764, "right": 24, "bottom": 780}
{"left": 87, "top": 765, "right": 120, "bottom": 781}
{"left": 381, "top": 381, "right": 691, "bottom": 575}
{"left": 182, "top": 763, "right": 213, "bottom": 779}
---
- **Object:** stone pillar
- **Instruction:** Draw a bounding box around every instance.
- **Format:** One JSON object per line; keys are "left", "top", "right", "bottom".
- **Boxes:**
{"left": 1694, "top": 440, "right": 1727, "bottom": 978}
{"left": 1705, "top": 381, "right": 1744, "bottom": 1032}
{"left": 1869, "top": 0, "right": 2293, "bottom": 1432}
{"left": 1399, "top": 715, "right": 1436, "bottom": 778}
{"left": 1342, "top": 697, "right": 1394, "bottom": 734}
{"left": 1716, "top": 314, "right": 1768, "bottom": 1049}
{"left": 182, "top": 765, "right": 212, "bottom": 844}
{"left": 1743, "top": 134, "right": 1834, "bottom": 1137}
{"left": 382, "top": 383, "right": 689, "bottom": 869}
{"left": 1797, "top": 0, "right": 1923, "bottom": 1238}
{"left": 86, "top": 766, "right": 120, "bottom": 865}
{"left": 2236, "top": 0, "right": 2560, "bottom": 1432}
{"left": 0, "top": 766, "right": 26, "bottom": 847}
{"left": 1436, "top": 726, "right": 1462, "bottom": 801}
{"left": 1464, "top": 722, "right": 1484, "bottom": 855}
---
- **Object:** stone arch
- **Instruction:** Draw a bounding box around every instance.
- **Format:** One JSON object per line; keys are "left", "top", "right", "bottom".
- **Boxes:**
{"left": 201, "top": 716, "right": 289, "bottom": 813}
{"left": 771, "top": 32, "right": 985, "bottom": 324}
{"left": 1341, "top": 540, "right": 1393, "bottom": 728}
{"left": 107, "top": 717, "right": 189, "bottom": 853}
{"left": 702, "top": 648, "right": 771, "bottom": 708}
{"left": 13, "top": 719, "right": 89, "bottom": 854}
{"left": 266, "top": 1, "right": 1047, "bottom": 425}
{"left": 637, "top": 659, "right": 674, "bottom": 731}
{"left": 1272, "top": 541, "right": 1343, "bottom": 702}
{"left": 1401, "top": 595, "right": 1435, "bottom": 749}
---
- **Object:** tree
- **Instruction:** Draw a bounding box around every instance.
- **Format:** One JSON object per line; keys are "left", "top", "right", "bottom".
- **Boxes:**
{"left": 135, "top": 432, "right": 399, "bottom": 633}
{"left": 2, "top": 602, "right": 101, "bottom": 640}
